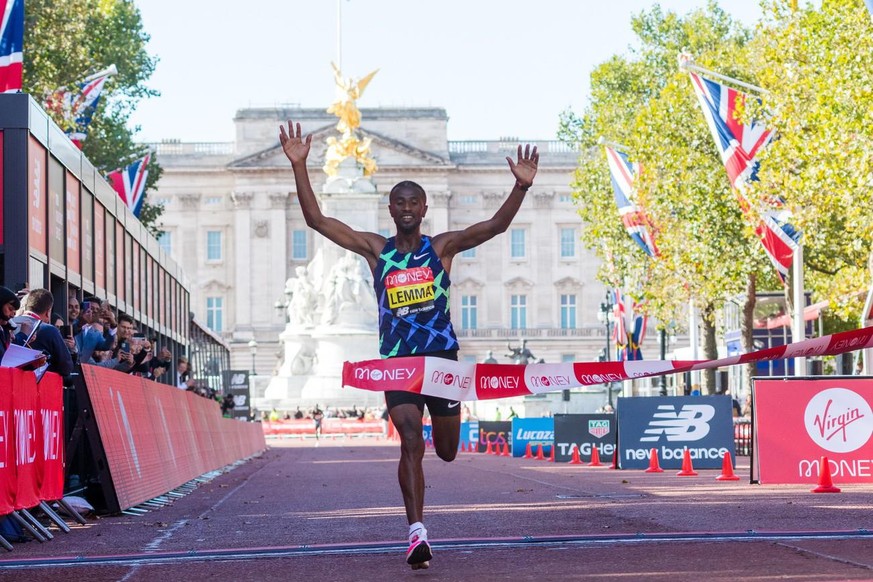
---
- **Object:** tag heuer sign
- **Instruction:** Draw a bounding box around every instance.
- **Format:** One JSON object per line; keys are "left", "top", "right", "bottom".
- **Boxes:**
{"left": 588, "top": 420, "right": 610, "bottom": 439}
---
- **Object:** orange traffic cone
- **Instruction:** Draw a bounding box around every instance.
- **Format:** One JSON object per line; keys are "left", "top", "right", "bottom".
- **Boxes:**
{"left": 524, "top": 442, "right": 533, "bottom": 459}
{"left": 716, "top": 452, "right": 740, "bottom": 481}
{"left": 589, "top": 446, "right": 603, "bottom": 467}
{"left": 676, "top": 448, "right": 698, "bottom": 476}
{"left": 535, "top": 444, "right": 545, "bottom": 460}
{"left": 569, "top": 444, "right": 582, "bottom": 465}
{"left": 811, "top": 456, "right": 841, "bottom": 493}
{"left": 485, "top": 440, "right": 493, "bottom": 455}
{"left": 645, "top": 448, "right": 664, "bottom": 473}
{"left": 547, "top": 445, "right": 555, "bottom": 462}
{"left": 502, "top": 441, "right": 511, "bottom": 457}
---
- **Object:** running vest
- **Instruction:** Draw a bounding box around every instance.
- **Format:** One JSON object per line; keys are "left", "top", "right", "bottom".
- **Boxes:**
{"left": 374, "top": 236, "right": 459, "bottom": 358}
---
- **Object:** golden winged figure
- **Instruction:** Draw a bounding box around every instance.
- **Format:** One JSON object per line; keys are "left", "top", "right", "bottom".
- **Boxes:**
{"left": 324, "top": 63, "right": 379, "bottom": 177}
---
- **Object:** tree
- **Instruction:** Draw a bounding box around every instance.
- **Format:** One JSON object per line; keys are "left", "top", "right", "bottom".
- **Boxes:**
{"left": 22, "top": 0, "right": 164, "bottom": 236}
{"left": 561, "top": 3, "right": 775, "bottom": 393}
{"left": 746, "top": 0, "right": 873, "bottom": 325}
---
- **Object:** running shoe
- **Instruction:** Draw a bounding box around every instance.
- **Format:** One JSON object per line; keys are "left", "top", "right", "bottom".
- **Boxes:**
{"left": 406, "top": 531, "right": 433, "bottom": 569}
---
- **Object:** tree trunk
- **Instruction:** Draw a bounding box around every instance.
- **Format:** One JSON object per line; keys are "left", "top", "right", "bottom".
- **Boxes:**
{"left": 741, "top": 273, "right": 757, "bottom": 398}
{"left": 701, "top": 302, "right": 718, "bottom": 395}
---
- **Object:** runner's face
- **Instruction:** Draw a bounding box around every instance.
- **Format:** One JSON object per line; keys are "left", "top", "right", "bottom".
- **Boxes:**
{"left": 389, "top": 188, "right": 427, "bottom": 233}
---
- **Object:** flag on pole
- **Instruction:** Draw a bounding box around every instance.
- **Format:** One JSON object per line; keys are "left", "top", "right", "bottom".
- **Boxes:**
{"left": 626, "top": 298, "right": 648, "bottom": 361}
{"left": 47, "top": 67, "right": 116, "bottom": 149}
{"left": 0, "top": 0, "right": 23, "bottom": 93}
{"left": 604, "top": 146, "right": 660, "bottom": 259}
{"left": 682, "top": 60, "right": 800, "bottom": 282}
{"left": 108, "top": 154, "right": 150, "bottom": 218}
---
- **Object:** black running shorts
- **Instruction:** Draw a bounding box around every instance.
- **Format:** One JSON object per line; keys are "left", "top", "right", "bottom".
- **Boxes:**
{"left": 385, "top": 349, "right": 460, "bottom": 417}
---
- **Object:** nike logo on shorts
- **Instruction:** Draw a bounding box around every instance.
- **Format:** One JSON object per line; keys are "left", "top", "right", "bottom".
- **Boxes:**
{"left": 447, "top": 401, "right": 460, "bottom": 408}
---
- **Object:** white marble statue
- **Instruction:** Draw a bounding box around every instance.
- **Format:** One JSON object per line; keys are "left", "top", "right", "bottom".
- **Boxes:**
{"left": 285, "top": 266, "right": 317, "bottom": 328}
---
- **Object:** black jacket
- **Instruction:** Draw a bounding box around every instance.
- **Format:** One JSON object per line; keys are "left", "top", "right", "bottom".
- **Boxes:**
{"left": 27, "top": 322, "right": 75, "bottom": 378}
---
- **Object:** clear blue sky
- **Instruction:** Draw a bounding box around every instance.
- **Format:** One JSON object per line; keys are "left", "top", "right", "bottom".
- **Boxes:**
{"left": 129, "top": 0, "right": 764, "bottom": 143}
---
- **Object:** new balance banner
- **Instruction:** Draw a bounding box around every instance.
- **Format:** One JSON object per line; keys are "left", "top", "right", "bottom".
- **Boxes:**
{"left": 223, "top": 369, "right": 251, "bottom": 421}
{"left": 478, "top": 420, "right": 511, "bottom": 453}
{"left": 342, "top": 325, "right": 873, "bottom": 400}
{"left": 554, "top": 414, "right": 616, "bottom": 463}
{"left": 80, "top": 365, "right": 266, "bottom": 511}
{"left": 617, "top": 396, "right": 735, "bottom": 470}
{"left": 510, "top": 417, "right": 554, "bottom": 458}
{"left": 754, "top": 377, "right": 873, "bottom": 484}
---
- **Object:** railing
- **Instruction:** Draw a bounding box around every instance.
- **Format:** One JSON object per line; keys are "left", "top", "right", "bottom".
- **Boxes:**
{"left": 147, "top": 142, "right": 235, "bottom": 156}
{"left": 448, "top": 140, "right": 576, "bottom": 154}
{"left": 456, "top": 326, "right": 605, "bottom": 339}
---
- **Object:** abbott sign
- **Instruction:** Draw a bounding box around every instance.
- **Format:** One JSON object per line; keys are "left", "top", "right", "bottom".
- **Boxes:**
{"left": 755, "top": 378, "right": 873, "bottom": 484}
{"left": 617, "top": 396, "right": 735, "bottom": 470}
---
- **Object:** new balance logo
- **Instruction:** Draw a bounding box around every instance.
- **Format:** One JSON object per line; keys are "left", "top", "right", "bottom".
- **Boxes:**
{"left": 640, "top": 404, "right": 714, "bottom": 442}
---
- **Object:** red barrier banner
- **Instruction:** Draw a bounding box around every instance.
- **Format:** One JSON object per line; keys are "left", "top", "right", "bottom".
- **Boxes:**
{"left": 80, "top": 365, "right": 266, "bottom": 511}
{"left": 12, "top": 370, "right": 40, "bottom": 510}
{"left": 343, "top": 325, "right": 873, "bottom": 400}
{"left": 37, "top": 372, "right": 64, "bottom": 501}
{"left": 754, "top": 377, "right": 873, "bottom": 484}
{"left": 0, "top": 369, "right": 15, "bottom": 514}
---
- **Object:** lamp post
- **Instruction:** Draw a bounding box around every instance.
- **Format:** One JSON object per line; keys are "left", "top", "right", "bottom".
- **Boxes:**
{"left": 248, "top": 339, "right": 258, "bottom": 376}
{"left": 597, "top": 290, "right": 615, "bottom": 409}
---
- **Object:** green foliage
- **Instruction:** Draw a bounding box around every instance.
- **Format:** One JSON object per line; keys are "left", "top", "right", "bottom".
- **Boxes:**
{"left": 747, "top": 0, "right": 873, "bottom": 325}
{"left": 22, "top": 0, "right": 164, "bottom": 234}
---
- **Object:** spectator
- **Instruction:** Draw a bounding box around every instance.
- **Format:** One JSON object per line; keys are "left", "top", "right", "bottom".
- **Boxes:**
{"left": 67, "top": 295, "right": 81, "bottom": 334}
{"left": 221, "top": 393, "right": 236, "bottom": 418}
{"left": 74, "top": 298, "right": 115, "bottom": 362}
{"left": 176, "top": 357, "right": 193, "bottom": 390}
{"left": 0, "top": 286, "right": 21, "bottom": 363}
{"left": 293, "top": 406, "right": 304, "bottom": 420}
{"left": 313, "top": 407, "right": 324, "bottom": 440}
{"left": 17, "top": 289, "right": 74, "bottom": 380}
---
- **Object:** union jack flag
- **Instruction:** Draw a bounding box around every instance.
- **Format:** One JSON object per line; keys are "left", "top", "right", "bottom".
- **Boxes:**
{"left": 108, "top": 154, "right": 150, "bottom": 218}
{"left": 0, "top": 0, "right": 23, "bottom": 94}
{"left": 683, "top": 61, "right": 801, "bottom": 282}
{"left": 47, "top": 69, "right": 114, "bottom": 149}
{"left": 604, "top": 146, "right": 660, "bottom": 259}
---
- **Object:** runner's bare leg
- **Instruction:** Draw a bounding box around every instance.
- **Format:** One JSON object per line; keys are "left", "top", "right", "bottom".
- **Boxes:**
{"left": 431, "top": 413, "right": 460, "bottom": 463}
{"left": 390, "top": 403, "right": 425, "bottom": 524}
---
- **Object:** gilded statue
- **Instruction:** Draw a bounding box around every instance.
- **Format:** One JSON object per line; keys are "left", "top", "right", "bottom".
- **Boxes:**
{"left": 324, "top": 63, "right": 379, "bottom": 177}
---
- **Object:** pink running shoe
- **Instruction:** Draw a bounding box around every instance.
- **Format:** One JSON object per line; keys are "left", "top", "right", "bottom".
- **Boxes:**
{"left": 406, "top": 531, "right": 433, "bottom": 569}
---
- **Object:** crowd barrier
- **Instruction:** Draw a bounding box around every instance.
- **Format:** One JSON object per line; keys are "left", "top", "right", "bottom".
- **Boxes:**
{"left": 0, "top": 369, "right": 65, "bottom": 524}
{"left": 262, "top": 418, "right": 384, "bottom": 437}
{"left": 80, "top": 365, "right": 266, "bottom": 512}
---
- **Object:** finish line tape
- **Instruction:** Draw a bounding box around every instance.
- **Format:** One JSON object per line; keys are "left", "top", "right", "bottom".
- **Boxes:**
{"left": 342, "top": 325, "right": 873, "bottom": 401}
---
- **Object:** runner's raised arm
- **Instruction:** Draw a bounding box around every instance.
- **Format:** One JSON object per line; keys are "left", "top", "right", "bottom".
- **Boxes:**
{"left": 279, "top": 121, "right": 384, "bottom": 270}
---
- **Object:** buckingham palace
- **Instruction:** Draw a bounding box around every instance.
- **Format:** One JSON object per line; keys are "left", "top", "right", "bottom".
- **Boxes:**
{"left": 148, "top": 105, "right": 618, "bottom": 408}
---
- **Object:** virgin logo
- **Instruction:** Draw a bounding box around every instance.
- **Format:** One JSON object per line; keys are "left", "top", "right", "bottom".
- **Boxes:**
{"left": 804, "top": 388, "right": 873, "bottom": 453}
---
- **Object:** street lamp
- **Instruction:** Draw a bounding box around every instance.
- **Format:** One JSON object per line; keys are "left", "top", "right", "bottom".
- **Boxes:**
{"left": 248, "top": 339, "right": 258, "bottom": 376}
{"left": 597, "top": 290, "right": 615, "bottom": 409}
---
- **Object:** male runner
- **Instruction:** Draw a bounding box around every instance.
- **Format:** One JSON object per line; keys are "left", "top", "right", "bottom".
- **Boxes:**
{"left": 279, "top": 121, "right": 538, "bottom": 569}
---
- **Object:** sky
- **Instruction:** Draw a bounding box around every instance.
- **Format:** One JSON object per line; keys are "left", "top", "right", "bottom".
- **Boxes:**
{"left": 129, "top": 0, "right": 764, "bottom": 143}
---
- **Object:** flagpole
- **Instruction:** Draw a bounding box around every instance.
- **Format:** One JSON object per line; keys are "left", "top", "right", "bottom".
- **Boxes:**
{"left": 689, "top": 299, "right": 700, "bottom": 391}
{"left": 792, "top": 244, "right": 806, "bottom": 375}
{"left": 678, "top": 56, "right": 768, "bottom": 95}
{"left": 596, "top": 136, "right": 630, "bottom": 152}
{"left": 81, "top": 64, "right": 118, "bottom": 84}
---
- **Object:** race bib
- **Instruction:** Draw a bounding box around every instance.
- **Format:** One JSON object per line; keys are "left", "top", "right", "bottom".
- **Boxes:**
{"left": 385, "top": 267, "right": 435, "bottom": 317}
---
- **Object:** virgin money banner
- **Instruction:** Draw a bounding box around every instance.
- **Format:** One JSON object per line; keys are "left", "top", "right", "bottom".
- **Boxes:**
{"left": 81, "top": 365, "right": 266, "bottom": 511}
{"left": 754, "top": 377, "right": 873, "bottom": 484}
{"left": 37, "top": 372, "right": 64, "bottom": 501}
{"left": 553, "top": 414, "right": 616, "bottom": 463}
{"left": 617, "top": 396, "right": 735, "bottom": 470}
{"left": 510, "top": 417, "right": 554, "bottom": 458}
{"left": 342, "top": 325, "right": 873, "bottom": 400}
{"left": 13, "top": 371, "right": 41, "bottom": 510}
{"left": 478, "top": 420, "right": 511, "bottom": 453}
{"left": 0, "top": 369, "right": 16, "bottom": 514}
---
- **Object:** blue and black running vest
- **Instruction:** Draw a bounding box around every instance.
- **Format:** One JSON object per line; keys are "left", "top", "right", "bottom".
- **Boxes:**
{"left": 373, "top": 236, "right": 459, "bottom": 358}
